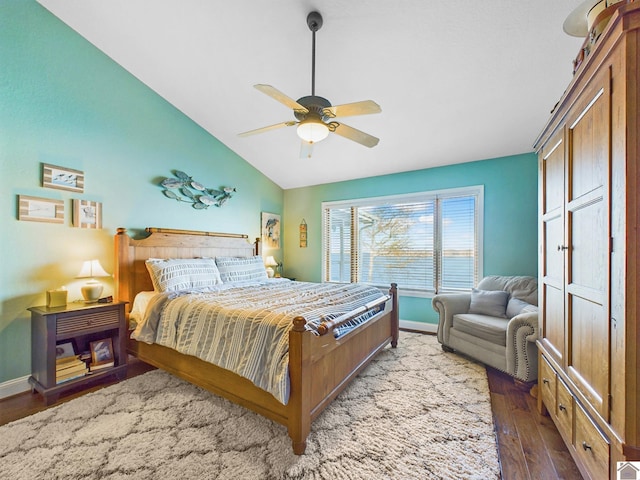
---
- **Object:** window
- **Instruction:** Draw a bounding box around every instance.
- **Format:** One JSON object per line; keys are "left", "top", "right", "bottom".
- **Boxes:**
{"left": 322, "top": 186, "right": 483, "bottom": 296}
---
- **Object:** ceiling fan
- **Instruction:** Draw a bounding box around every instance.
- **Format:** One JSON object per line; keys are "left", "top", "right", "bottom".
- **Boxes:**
{"left": 239, "top": 11, "right": 381, "bottom": 158}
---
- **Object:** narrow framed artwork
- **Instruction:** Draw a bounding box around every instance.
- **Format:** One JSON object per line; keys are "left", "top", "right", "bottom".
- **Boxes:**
{"left": 299, "top": 219, "right": 307, "bottom": 248}
{"left": 42, "top": 163, "right": 84, "bottom": 193}
{"left": 261, "top": 212, "right": 281, "bottom": 249}
{"left": 73, "top": 199, "right": 102, "bottom": 229}
{"left": 18, "top": 195, "right": 64, "bottom": 223}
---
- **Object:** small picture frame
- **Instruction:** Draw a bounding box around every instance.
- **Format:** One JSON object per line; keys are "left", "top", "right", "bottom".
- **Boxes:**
{"left": 73, "top": 199, "right": 102, "bottom": 229}
{"left": 42, "top": 163, "right": 84, "bottom": 193}
{"left": 56, "top": 341, "right": 76, "bottom": 360}
{"left": 18, "top": 195, "right": 64, "bottom": 223}
{"left": 90, "top": 338, "right": 114, "bottom": 365}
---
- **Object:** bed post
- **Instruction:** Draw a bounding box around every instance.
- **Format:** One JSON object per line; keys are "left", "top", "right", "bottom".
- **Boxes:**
{"left": 390, "top": 283, "right": 399, "bottom": 348}
{"left": 287, "top": 316, "right": 312, "bottom": 455}
{"left": 114, "top": 228, "right": 131, "bottom": 309}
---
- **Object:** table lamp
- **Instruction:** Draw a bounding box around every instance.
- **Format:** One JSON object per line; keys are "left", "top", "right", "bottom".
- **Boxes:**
{"left": 77, "top": 259, "right": 110, "bottom": 303}
{"left": 265, "top": 256, "right": 278, "bottom": 278}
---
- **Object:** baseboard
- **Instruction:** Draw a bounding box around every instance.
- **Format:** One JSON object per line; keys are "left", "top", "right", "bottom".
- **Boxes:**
{"left": 0, "top": 374, "right": 31, "bottom": 399}
{"left": 400, "top": 319, "right": 437, "bottom": 334}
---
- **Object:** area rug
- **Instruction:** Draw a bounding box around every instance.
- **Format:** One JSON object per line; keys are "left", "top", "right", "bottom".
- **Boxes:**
{"left": 0, "top": 332, "right": 499, "bottom": 479}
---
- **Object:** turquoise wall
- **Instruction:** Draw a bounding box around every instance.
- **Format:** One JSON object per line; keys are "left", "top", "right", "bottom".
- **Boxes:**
{"left": 283, "top": 153, "right": 539, "bottom": 325}
{"left": 0, "top": 0, "right": 538, "bottom": 387}
{"left": 0, "top": 1, "right": 283, "bottom": 384}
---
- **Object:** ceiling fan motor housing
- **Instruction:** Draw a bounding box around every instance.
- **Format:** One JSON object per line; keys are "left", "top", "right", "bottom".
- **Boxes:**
{"left": 295, "top": 95, "right": 332, "bottom": 121}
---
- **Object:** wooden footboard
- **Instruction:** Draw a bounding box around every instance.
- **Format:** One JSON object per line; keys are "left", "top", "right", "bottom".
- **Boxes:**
{"left": 288, "top": 283, "right": 398, "bottom": 453}
{"left": 116, "top": 227, "right": 399, "bottom": 454}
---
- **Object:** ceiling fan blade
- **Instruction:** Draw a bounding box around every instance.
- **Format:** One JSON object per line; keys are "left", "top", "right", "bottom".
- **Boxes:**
{"left": 300, "top": 140, "right": 314, "bottom": 159}
{"left": 324, "top": 100, "right": 381, "bottom": 118}
{"left": 238, "top": 121, "right": 296, "bottom": 137}
{"left": 333, "top": 122, "right": 380, "bottom": 148}
{"left": 254, "top": 84, "right": 309, "bottom": 113}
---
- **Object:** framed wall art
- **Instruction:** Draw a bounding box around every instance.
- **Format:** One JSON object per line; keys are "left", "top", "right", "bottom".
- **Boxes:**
{"left": 73, "top": 199, "right": 102, "bottom": 229}
{"left": 261, "top": 212, "right": 281, "bottom": 249}
{"left": 299, "top": 219, "right": 307, "bottom": 248}
{"left": 18, "top": 195, "right": 64, "bottom": 224}
{"left": 42, "top": 163, "right": 84, "bottom": 193}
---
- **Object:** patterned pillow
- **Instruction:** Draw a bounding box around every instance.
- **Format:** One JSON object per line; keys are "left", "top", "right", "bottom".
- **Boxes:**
{"left": 215, "top": 256, "right": 268, "bottom": 283}
{"left": 145, "top": 258, "right": 222, "bottom": 292}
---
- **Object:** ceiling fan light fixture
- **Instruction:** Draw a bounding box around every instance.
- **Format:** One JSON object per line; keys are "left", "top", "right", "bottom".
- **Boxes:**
{"left": 297, "top": 117, "right": 329, "bottom": 143}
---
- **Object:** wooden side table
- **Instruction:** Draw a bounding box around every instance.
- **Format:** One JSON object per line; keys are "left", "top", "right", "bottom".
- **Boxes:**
{"left": 28, "top": 301, "right": 128, "bottom": 405}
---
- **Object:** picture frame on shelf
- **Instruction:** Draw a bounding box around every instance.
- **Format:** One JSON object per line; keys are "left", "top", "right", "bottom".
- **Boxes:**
{"left": 89, "top": 338, "right": 114, "bottom": 366}
{"left": 72, "top": 199, "right": 102, "bottom": 229}
{"left": 261, "top": 212, "right": 281, "bottom": 249}
{"left": 42, "top": 163, "right": 84, "bottom": 193}
{"left": 18, "top": 195, "right": 64, "bottom": 224}
{"left": 55, "top": 341, "right": 76, "bottom": 360}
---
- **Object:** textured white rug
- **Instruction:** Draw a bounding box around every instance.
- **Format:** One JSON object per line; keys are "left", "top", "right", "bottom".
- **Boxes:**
{"left": 0, "top": 332, "right": 499, "bottom": 479}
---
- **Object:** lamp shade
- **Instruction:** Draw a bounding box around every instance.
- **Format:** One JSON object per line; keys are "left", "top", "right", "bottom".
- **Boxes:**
{"left": 265, "top": 256, "right": 278, "bottom": 267}
{"left": 77, "top": 259, "right": 109, "bottom": 303}
{"left": 297, "top": 117, "right": 329, "bottom": 143}
{"left": 77, "top": 259, "right": 109, "bottom": 279}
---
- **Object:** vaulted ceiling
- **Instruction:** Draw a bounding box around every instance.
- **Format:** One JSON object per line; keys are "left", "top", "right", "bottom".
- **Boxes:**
{"left": 37, "top": 0, "right": 585, "bottom": 189}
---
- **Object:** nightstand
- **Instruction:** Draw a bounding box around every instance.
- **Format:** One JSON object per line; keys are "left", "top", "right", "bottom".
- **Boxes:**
{"left": 28, "top": 301, "right": 128, "bottom": 405}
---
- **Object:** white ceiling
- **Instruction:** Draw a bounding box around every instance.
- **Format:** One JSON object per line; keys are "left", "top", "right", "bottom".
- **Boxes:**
{"left": 37, "top": 0, "right": 585, "bottom": 189}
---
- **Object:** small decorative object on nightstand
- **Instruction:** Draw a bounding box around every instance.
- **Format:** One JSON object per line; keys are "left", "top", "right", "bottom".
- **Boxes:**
{"left": 28, "top": 301, "right": 127, "bottom": 405}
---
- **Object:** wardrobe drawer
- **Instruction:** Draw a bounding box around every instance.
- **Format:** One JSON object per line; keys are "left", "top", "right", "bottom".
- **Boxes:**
{"left": 555, "top": 378, "right": 574, "bottom": 444}
{"left": 540, "top": 355, "right": 557, "bottom": 412}
{"left": 575, "top": 403, "right": 609, "bottom": 480}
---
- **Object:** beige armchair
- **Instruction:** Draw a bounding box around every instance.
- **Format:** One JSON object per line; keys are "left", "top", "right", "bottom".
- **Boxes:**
{"left": 432, "top": 275, "right": 539, "bottom": 383}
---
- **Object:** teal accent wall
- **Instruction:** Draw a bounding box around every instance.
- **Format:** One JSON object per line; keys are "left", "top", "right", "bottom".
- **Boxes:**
{"left": 0, "top": 1, "right": 283, "bottom": 384}
{"left": 283, "top": 153, "right": 538, "bottom": 325}
{"left": 0, "top": 0, "right": 538, "bottom": 387}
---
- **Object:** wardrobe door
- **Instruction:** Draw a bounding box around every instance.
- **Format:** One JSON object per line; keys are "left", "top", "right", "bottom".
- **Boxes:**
{"left": 539, "top": 129, "right": 566, "bottom": 365}
{"left": 565, "top": 70, "right": 611, "bottom": 419}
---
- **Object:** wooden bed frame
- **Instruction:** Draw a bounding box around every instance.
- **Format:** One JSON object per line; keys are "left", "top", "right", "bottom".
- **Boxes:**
{"left": 114, "top": 227, "right": 399, "bottom": 454}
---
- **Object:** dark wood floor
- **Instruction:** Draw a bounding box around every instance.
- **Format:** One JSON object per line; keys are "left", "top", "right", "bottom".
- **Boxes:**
{"left": 487, "top": 367, "right": 582, "bottom": 479}
{"left": 0, "top": 357, "right": 581, "bottom": 479}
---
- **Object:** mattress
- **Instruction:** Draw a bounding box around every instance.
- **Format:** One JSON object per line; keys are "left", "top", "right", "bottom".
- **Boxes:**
{"left": 130, "top": 280, "right": 387, "bottom": 404}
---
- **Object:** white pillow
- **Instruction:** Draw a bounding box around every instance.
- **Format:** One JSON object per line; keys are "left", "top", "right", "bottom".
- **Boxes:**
{"left": 215, "top": 256, "right": 268, "bottom": 283}
{"left": 145, "top": 258, "right": 222, "bottom": 292}
{"left": 469, "top": 289, "right": 509, "bottom": 318}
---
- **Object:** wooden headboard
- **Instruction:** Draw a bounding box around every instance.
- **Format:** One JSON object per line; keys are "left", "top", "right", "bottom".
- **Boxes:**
{"left": 114, "top": 227, "right": 258, "bottom": 312}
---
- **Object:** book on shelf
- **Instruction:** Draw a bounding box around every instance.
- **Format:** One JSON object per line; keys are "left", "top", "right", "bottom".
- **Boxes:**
{"left": 56, "top": 356, "right": 85, "bottom": 370}
{"left": 56, "top": 361, "right": 87, "bottom": 376}
{"left": 89, "top": 361, "right": 114, "bottom": 372}
{"left": 56, "top": 367, "right": 88, "bottom": 384}
{"left": 56, "top": 355, "right": 81, "bottom": 366}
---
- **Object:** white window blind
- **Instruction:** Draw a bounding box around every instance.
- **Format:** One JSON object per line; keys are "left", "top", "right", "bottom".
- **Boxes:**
{"left": 322, "top": 186, "right": 483, "bottom": 295}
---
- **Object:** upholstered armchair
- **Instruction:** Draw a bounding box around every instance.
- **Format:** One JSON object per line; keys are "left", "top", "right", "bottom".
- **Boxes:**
{"left": 432, "top": 275, "right": 539, "bottom": 383}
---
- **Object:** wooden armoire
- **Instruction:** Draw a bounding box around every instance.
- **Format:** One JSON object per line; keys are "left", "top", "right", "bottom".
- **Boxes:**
{"left": 534, "top": 3, "right": 640, "bottom": 479}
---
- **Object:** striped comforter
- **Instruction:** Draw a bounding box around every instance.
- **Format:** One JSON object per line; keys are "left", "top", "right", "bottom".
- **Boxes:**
{"left": 131, "top": 280, "right": 387, "bottom": 404}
